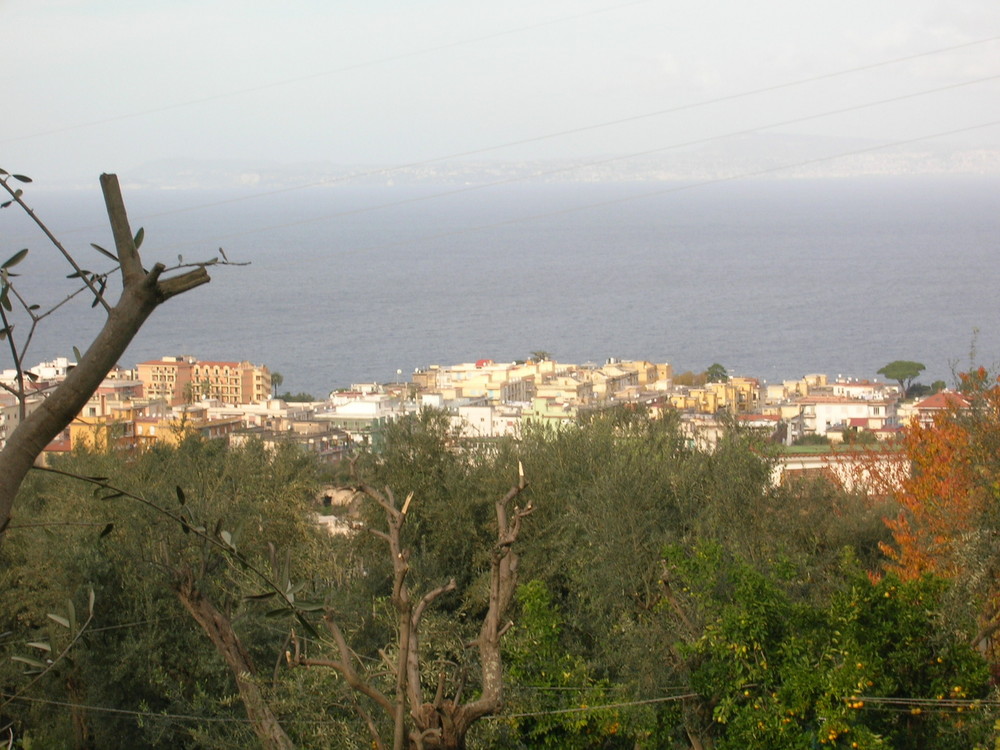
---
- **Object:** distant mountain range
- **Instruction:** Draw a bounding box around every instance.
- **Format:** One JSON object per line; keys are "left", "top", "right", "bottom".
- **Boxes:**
{"left": 123, "top": 134, "right": 1000, "bottom": 190}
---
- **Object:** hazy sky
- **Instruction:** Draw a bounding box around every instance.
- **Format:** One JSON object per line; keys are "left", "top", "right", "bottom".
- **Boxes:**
{"left": 2, "top": 0, "right": 999, "bottom": 184}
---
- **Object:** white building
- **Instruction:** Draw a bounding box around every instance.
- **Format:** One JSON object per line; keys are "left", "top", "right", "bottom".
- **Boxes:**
{"left": 795, "top": 395, "right": 898, "bottom": 436}
{"left": 453, "top": 404, "right": 521, "bottom": 439}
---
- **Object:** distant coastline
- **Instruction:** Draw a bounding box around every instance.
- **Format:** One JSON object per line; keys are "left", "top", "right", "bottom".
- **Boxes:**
{"left": 30, "top": 133, "right": 999, "bottom": 191}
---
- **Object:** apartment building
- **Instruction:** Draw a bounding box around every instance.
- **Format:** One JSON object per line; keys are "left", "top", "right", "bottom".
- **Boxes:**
{"left": 69, "top": 396, "right": 170, "bottom": 451}
{"left": 137, "top": 356, "right": 195, "bottom": 405}
{"left": 137, "top": 356, "right": 271, "bottom": 406}
{"left": 794, "top": 394, "right": 898, "bottom": 436}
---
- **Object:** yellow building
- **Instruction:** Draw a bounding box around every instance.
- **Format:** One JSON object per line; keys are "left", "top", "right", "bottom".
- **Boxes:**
{"left": 191, "top": 360, "right": 271, "bottom": 405}
{"left": 69, "top": 416, "right": 138, "bottom": 451}
{"left": 69, "top": 392, "right": 169, "bottom": 451}
{"left": 525, "top": 397, "right": 577, "bottom": 425}
{"left": 534, "top": 375, "right": 594, "bottom": 405}
{"left": 669, "top": 388, "right": 720, "bottom": 414}
{"left": 134, "top": 410, "right": 245, "bottom": 446}
{"left": 137, "top": 356, "right": 195, "bottom": 406}
{"left": 617, "top": 360, "right": 669, "bottom": 387}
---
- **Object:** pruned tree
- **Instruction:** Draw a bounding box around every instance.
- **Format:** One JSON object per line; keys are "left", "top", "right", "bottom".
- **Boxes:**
{"left": 0, "top": 171, "right": 226, "bottom": 538}
{"left": 294, "top": 465, "right": 532, "bottom": 750}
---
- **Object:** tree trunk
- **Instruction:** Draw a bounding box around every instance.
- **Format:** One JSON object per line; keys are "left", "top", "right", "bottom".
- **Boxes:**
{"left": 408, "top": 702, "right": 478, "bottom": 750}
{"left": 174, "top": 574, "right": 294, "bottom": 750}
{"left": 66, "top": 676, "right": 93, "bottom": 749}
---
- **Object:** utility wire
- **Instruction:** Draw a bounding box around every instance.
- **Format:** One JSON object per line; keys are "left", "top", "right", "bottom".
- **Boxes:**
{"left": 101, "top": 34, "right": 1000, "bottom": 222}
{"left": 1, "top": 616, "right": 184, "bottom": 651}
{"left": 27, "top": 68, "right": 996, "bottom": 252}
{"left": 0, "top": 692, "right": 246, "bottom": 723}
{"left": 493, "top": 693, "right": 698, "bottom": 719}
{"left": 856, "top": 695, "right": 999, "bottom": 708}
{"left": 0, "top": 690, "right": 695, "bottom": 724}
{"left": 22, "top": 113, "right": 996, "bottom": 260}
{"left": 8, "top": 689, "right": 988, "bottom": 725}
{"left": 0, "top": 0, "right": 656, "bottom": 145}
{"left": 139, "top": 74, "right": 1000, "bottom": 252}
{"left": 5, "top": 48, "right": 1000, "bottom": 250}
{"left": 11, "top": 32, "right": 998, "bottom": 247}
{"left": 24, "top": 35, "right": 1000, "bottom": 248}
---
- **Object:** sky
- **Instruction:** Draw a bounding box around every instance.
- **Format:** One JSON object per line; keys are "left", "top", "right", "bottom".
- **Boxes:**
{"left": 1, "top": 0, "right": 999, "bottom": 185}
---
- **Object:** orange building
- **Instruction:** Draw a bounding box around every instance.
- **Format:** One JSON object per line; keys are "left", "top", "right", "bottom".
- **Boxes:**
{"left": 137, "top": 356, "right": 271, "bottom": 406}
{"left": 137, "top": 356, "right": 195, "bottom": 406}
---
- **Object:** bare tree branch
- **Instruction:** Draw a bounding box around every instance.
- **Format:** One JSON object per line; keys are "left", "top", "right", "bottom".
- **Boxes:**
{"left": 413, "top": 579, "right": 457, "bottom": 629}
{"left": 0, "top": 174, "right": 214, "bottom": 537}
{"left": 293, "top": 464, "right": 532, "bottom": 749}
{"left": 298, "top": 614, "right": 397, "bottom": 720}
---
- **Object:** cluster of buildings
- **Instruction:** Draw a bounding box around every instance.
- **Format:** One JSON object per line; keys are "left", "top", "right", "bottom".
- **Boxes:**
{"left": 0, "top": 355, "right": 961, "bottom": 492}
{"left": 408, "top": 360, "right": 914, "bottom": 445}
{"left": 2, "top": 356, "right": 296, "bottom": 457}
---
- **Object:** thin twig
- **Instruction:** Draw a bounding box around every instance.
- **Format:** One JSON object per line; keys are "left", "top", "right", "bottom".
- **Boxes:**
{"left": 0, "top": 176, "right": 110, "bottom": 313}
{"left": 0, "top": 302, "right": 25, "bottom": 419}
{"left": 29, "top": 465, "right": 314, "bottom": 635}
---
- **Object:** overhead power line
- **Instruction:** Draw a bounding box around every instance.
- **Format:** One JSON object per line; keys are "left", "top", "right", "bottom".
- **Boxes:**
{"left": 24, "top": 35, "right": 1000, "bottom": 248}
{"left": 112, "top": 34, "right": 1000, "bottom": 221}
{"left": 493, "top": 693, "right": 698, "bottom": 719}
{"left": 0, "top": 690, "right": 695, "bottom": 725}
{"left": 140, "top": 75, "right": 1000, "bottom": 252}
{"left": 4, "top": 689, "right": 994, "bottom": 727}
{"left": 0, "top": 0, "right": 657, "bottom": 145}
{"left": 331, "top": 118, "right": 1000, "bottom": 258}
{"left": 0, "top": 692, "right": 246, "bottom": 724}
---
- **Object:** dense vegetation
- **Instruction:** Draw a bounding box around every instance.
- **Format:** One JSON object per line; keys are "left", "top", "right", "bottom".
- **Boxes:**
{"left": 2, "top": 399, "right": 999, "bottom": 748}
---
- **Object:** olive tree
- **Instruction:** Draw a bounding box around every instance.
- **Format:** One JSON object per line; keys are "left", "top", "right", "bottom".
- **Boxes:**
{"left": 0, "top": 171, "right": 223, "bottom": 538}
{"left": 293, "top": 419, "right": 533, "bottom": 750}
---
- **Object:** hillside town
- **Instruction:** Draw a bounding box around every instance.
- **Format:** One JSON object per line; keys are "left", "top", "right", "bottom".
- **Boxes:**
{"left": 2, "top": 353, "right": 955, "bottom": 490}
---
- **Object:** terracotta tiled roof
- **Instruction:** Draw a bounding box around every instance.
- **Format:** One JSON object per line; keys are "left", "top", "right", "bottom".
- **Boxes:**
{"left": 914, "top": 390, "right": 970, "bottom": 411}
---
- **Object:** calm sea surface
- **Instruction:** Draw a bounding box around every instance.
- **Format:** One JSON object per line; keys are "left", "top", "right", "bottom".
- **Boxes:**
{"left": 5, "top": 175, "right": 1000, "bottom": 398}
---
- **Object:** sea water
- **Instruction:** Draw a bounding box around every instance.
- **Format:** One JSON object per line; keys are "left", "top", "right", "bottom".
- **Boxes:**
{"left": 5, "top": 175, "right": 999, "bottom": 397}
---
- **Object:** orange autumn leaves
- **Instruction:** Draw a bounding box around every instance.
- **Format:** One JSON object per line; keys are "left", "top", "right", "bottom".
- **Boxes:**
{"left": 882, "top": 369, "right": 1000, "bottom": 581}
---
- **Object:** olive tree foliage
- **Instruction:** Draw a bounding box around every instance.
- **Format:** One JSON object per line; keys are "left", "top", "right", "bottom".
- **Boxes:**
{"left": 290, "top": 411, "right": 535, "bottom": 750}
{"left": 1, "top": 438, "right": 335, "bottom": 748}
{"left": 1, "top": 402, "right": 986, "bottom": 749}
{"left": 0, "top": 170, "right": 235, "bottom": 538}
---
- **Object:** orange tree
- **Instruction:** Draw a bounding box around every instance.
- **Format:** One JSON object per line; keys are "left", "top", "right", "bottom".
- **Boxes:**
{"left": 664, "top": 542, "right": 993, "bottom": 750}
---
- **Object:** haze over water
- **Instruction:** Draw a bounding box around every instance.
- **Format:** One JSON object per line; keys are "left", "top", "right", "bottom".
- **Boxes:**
{"left": 7, "top": 175, "right": 999, "bottom": 398}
